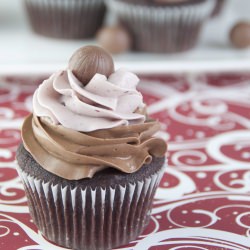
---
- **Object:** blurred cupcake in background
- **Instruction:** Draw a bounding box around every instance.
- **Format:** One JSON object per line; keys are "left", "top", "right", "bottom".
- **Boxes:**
{"left": 24, "top": 0, "right": 106, "bottom": 39}
{"left": 106, "top": 0, "right": 215, "bottom": 53}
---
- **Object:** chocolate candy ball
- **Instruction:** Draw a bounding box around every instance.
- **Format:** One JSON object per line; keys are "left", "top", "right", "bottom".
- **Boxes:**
{"left": 68, "top": 45, "right": 115, "bottom": 85}
{"left": 96, "top": 26, "right": 131, "bottom": 54}
{"left": 230, "top": 21, "right": 250, "bottom": 49}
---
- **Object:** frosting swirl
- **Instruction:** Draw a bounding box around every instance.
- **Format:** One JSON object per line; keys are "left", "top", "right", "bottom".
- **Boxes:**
{"left": 22, "top": 68, "right": 166, "bottom": 180}
{"left": 33, "top": 69, "right": 145, "bottom": 132}
{"left": 22, "top": 114, "right": 166, "bottom": 179}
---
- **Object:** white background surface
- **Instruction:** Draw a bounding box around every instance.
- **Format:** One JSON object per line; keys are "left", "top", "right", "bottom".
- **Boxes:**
{"left": 0, "top": 0, "right": 250, "bottom": 74}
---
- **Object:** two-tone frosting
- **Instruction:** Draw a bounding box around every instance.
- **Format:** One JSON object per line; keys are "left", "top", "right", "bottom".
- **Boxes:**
{"left": 22, "top": 46, "right": 167, "bottom": 180}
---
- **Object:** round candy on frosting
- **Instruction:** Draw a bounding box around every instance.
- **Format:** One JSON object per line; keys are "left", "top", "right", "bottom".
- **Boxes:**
{"left": 230, "top": 21, "right": 250, "bottom": 49}
{"left": 68, "top": 45, "right": 115, "bottom": 86}
{"left": 96, "top": 26, "right": 131, "bottom": 54}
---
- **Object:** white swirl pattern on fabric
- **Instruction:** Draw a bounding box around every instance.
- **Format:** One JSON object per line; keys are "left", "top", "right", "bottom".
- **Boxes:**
{"left": 1, "top": 73, "right": 250, "bottom": 249}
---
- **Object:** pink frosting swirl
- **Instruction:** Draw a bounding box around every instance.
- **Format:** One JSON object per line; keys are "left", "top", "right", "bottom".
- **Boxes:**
{"left": 33, "top": 69, "right": 146, "bottom": 132}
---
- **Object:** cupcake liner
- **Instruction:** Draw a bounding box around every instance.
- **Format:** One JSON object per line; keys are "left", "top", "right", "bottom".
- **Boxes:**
{"left": 17, "top": 164, "right": 164, "bottom": 250}
{"left": 106, "top": 0, "right": 215, "bottom": 53}
{"left": 24, "top": 0, "right": 106, "bottom": 39}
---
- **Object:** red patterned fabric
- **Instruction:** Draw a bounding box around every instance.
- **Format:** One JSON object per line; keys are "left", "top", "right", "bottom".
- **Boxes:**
{"left": 0, "top": 73, "right": 250, "bottom": 250}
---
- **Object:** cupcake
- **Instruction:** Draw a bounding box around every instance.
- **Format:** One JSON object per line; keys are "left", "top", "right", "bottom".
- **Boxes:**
{"left": 24, "top": 0, "right": 106, "bottom": 39}
{"left": 105, "top": 0, "right": 215, "bottom": 53}
{"left": 16, "top": 46, "right": 167, "bottom": 250}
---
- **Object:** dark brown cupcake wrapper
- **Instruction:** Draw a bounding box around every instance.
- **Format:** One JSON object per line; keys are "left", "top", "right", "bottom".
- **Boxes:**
{"left": 106, "top": 0, "right": 215, "bottom": 53}
{"left": 17, "top": 164, "right": 164, "bottom": 250}
{"left": 24, "top": 0, "right": 106, "bottom": 39}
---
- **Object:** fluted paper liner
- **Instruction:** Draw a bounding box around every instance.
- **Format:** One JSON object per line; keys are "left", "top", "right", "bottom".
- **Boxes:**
{"left": 24, "top": 0, "right": 106, "bottom": 39}
{"left": 106, "top": 0, "right": 215, "bottom": 53}
{"left": 17, "top": 165, "right": 164, "bottom": 250}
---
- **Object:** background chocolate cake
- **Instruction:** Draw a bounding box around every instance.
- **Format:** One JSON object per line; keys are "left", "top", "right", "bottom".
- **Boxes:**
{"left": 106, "top": 0, "right": 215, "bottom": 53}
{"left": 24, "top": 0, "right": 106, "bottom": 39}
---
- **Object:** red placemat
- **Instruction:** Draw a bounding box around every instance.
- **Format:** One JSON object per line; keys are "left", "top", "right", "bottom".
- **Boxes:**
{"left": 0, "top": 73, "right": 250, "bottom": 250}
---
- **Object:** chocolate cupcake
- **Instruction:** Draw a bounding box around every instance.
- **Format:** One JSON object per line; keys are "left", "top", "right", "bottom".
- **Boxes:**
{"left": 24, "top": 0, "right": 106, "bottom": 39}
{"left": 106, "top": 0, "right": 215, "bottom": 53}
{"left": 16, "top": 46, "right": 167, "bottom": 250}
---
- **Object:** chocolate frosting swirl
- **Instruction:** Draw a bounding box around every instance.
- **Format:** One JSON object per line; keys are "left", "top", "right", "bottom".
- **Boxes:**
{"left": 22, "top": 114, "right": 166, "bottom": 180}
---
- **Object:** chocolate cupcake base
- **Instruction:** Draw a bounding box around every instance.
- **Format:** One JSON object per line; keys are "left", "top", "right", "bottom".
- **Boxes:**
{"left": 106, "top": 0, "right": 215, "bottom": 53}
{"left": 16, "top": 143, "right": 165, "bottom": 250}
{"left": 24, "top": 0, "right": 106, "bottom": 39}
